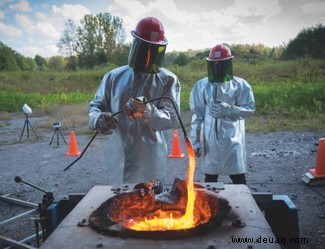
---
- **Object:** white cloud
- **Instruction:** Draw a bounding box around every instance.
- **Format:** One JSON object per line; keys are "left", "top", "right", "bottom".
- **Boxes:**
{"left": 2, "top": 3, "right": 91, "bottom": 57}
{"left": 36, "top": 21, "right": 60, "bottom": 39}
{"left": 19, "top": 45, "right": 40, "bottom": 58}
{"left": 14, "top": 13, "right": 60, "bottom": 39}
{"left": 107, "top": 0, "right": 148, "bottom": 31}
{"left": 0, "top": 0, "right": 321, "bottom": 58}
{"left": 19, "top": 36, "right": 60, "bottom": 58}
{"left": 300, "top": 2, "right": 325, "bottom": 14}
{"left": 189, "top": 0, "right": 282, "bottom": 49}
{"left": 0, "top": 22, "right": 22, "bottom": 37}
{"left": 107, "top": 0, "right": 208, "bottom": 47}
{"left": 105, "top": 0, "right": 283, "bottom": 52}
{"left": 148, "top": 0, "right": 199, "bottom": 24}
{"left": 35, "top": 12, "right": 48, "bottom": 21}
{"left": 9, "top": 0, "right": 31, "bottom": 12}
{"left": 15, "top": 13, "right": 35, "bottom": 33}
{"left": 107, "top": 0, "right": 148, "bottom": 17}
{"left": 107, "top": 0, "right": 201, "bottom": 29}
{"left": 106, "top": 0, "right": 151, "bottom": 45}
{"left": 201, "top": 9, "right": 236, "bottom": 29}
{"left": 52, "top": 4, "right": 91, "bottom": 25}
{"left": 228, "top": 0, "right": 281, "bottom": 20}
{"left": 20, "top": 42, "right": 58, "bottom": 58}
{"left": 42, "top": 43, "right": 59, "bottom": 57}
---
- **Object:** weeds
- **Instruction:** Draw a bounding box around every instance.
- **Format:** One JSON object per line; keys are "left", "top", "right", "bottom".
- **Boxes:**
{"left": 0, "top": 59, "right": 324, "bottom": 132}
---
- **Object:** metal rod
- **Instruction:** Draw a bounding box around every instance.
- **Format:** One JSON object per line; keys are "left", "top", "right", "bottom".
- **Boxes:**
{"left": 19, "top": 231, "right": 42, "bottom": 245}
{"left": 63, "top": 132, "right": 98, "bottom": 171}
{"left": 0, "top": 195, "right": 38, "bottom": 208}
{"left": 0, "top": 208, "right": 37, "bottom": 226}
{"left": 14, "top": 176, "right": 47, "bottom": 194}
{"left": 63, "top": 96, "right": 185, "bottom": 171}
{"left": 0, "top": 235, "right": 36, "bottom": 249}
{"left": 63, "top": 110, "right": 124, "bottom": 172}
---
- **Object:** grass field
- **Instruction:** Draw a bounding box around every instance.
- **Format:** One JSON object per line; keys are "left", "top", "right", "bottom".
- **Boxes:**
{"left": 0, "top": 58, "right": 324, "bottom": 132}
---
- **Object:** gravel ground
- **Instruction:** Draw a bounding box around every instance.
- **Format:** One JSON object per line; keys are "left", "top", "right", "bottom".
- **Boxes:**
{"left": 0, "top": 114, "right": 324, "bottom": 248}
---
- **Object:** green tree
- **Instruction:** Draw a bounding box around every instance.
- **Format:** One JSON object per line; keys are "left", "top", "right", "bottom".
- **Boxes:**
{"left": 34, "top": 54, "right": 48, "bottom": 71}
{"left": 58, "top": 13, "right": 126, "bottom": 68}
{"left": 0, "top": 42, "right": 20, "bottom": 71}
{"left": 269, "top": 46, "right": 284, "bottom": 59}
{"left": 174, "top": 52, "right": 189, "bottom": 66}
{"left": 66, "top": 55, "right": 79, "bottom": 71}
{"left": 110, "top": 42, "right": 131, "bottom": 66}
{"left": 15, "top": 53, "right": 37, "bottom": 71}
{"left": 163, "top": 51, "right": 178, "bottom": 66}
{"left": 48, "top": 56, "right": 66, "bottom": 71}
{"left": 173, "top": 52, "right": 189, "bottom": 78}
{"left": 282, "top": 24, "right": 325, "bottom": 59}
{"left": 57, "top": 19, "right": 78, "bottom": 57}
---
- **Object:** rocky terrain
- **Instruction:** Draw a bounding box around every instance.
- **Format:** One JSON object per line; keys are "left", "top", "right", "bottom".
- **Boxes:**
{"left": 0, "top": 114, "right": 324, "bottom": 248}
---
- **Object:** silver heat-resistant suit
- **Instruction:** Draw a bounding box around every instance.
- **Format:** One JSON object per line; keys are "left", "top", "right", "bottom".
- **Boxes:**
{"left": 89, "top": 65, "right": 180, "bottom": 184}
{"left": 190, "top": 76, "right": 255, "bottom": 176}
{"left": 88, "top": 17, "right": 181, "bottom": 184}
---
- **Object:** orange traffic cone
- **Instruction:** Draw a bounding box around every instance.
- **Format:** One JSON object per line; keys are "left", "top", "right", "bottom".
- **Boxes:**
{"left": 309, "top": 138, "right": 325, "bottom": 178}
{"left": 168, "top": 130, "right": 185, "bottom": 158}
{"left": 66, "top": 131, "right": 81, "bottom": 156}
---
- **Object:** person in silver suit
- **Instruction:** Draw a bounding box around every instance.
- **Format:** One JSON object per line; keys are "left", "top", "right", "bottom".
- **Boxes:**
{"left": 190, "top": 44, "right": 255, "bottom": 184}
{"left": 88, "top": 17, "right": 181, "bottom": 184}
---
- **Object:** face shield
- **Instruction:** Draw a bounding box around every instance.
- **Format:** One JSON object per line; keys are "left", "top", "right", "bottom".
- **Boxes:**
{"left": 207, "top": 58, "right": 233, "bottom": 83}
{"left": 128, "top": 36, "right": 166, "bottom": 74}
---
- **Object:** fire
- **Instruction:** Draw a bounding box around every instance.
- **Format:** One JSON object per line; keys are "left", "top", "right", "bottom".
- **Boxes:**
{"left": 94, "top": 135, "right": 227, "bottom": 234}
{"left": 125, "top": 137, "right": 197, "bottom": 231}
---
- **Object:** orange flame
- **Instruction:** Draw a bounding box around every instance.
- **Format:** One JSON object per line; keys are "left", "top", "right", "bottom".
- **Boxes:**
{"left": 127, "top": 137, "right": 197, "bottom": 231}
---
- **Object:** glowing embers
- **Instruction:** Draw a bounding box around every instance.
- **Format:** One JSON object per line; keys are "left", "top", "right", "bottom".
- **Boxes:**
{"left": 89, "top": 137, "right": 231, "bottom": 237}
{"left": 117, "top": 179, "right": 227, "bottom": 229}
{"left": 89, "top": 178, "right": 230, "bottom": 239}
{"left": 89, "top": 179, "right": 231, "bottom": 239}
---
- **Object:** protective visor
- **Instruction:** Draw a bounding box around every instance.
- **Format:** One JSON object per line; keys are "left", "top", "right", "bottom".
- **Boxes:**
{"left": 128, "top": 37, "right": 166, "bottom": 74}
{"left": 207, "top": 58, "right": 233, "bottom": 83}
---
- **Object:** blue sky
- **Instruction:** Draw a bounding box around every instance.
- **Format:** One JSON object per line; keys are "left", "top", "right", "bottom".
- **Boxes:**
{"left": 0, "top": 0, "right": 324, "bottom": 58}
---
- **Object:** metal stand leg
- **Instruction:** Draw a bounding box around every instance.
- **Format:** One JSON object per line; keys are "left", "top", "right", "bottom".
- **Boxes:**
{"left": 19, "top": 120, "right": 28, "bottom": 141}
{"left": 19, "top": 114, "right": 40, "bottom": 141}
{"left": 49, "top": 128, "right": 67, "bottom": 146}
{"left": 28, "top": 119, "right": 40, "bottom": 140}
{"left": 58, "top": 128, "right": 67, "bottom": 144}
{"left": 49, "top": 129, "right": 58, "bottom": 145}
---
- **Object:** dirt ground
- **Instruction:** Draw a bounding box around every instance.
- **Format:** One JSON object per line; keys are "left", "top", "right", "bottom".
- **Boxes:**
{"left": 0, "top": 113, "right": 324, "bottom": 249}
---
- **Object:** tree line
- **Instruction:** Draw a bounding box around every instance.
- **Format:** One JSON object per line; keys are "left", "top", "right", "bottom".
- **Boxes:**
{"left": 0, "top": 12, "right": 324, "bottom": 72}
{"left": 281, "top": 24, "right": 325, "bottom": 60}
{"left": 57, "top": 13, "right": 130, "bottom": 69}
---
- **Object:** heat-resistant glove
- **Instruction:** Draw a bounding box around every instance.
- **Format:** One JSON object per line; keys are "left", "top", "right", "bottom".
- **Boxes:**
{"left": 123, "top": 96, "right": 152, "bottom": 121}
{"left": 95, "top": 112, "right": 118, "bottom": 134}
{"left": 209, "top": 101, "right": 231, "bottom": 118}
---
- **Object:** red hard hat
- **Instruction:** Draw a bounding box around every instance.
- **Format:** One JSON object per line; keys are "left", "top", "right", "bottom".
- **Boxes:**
{"left": 207, "top": 44, "right": 233, "bottom": 61}
{"left": 131, "top": 17, "right": 168, "bottom": 45}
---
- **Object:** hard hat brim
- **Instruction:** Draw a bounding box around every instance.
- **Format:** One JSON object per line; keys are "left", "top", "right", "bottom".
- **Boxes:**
{"left": 131, "top": 30, "right": 168, "bottom": 46}
{"left": 206, "top": 56, "right": 234, "bottom": 62}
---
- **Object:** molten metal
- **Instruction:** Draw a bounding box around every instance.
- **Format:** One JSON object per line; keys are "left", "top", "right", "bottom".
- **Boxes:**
{"left": 127, "top": 137, "right": 196, "bottom": 231}
{"left": 89, "top": 136, "right": 230, "bottom": 234}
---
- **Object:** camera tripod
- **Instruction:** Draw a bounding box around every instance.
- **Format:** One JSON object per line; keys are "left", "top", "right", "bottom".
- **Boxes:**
{"left": 49, "top": 122, "right": 67, "bottom": 146}
{"left": 19, "top": 113, "right": 40, "bottom": 141}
